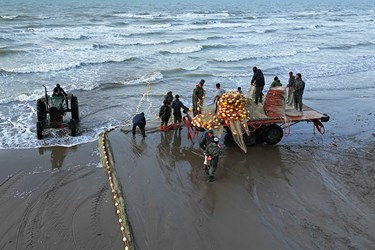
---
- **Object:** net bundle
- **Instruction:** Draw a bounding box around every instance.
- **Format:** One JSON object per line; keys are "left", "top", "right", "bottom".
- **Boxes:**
{"left": 191, "top": 92, "right": 250, "bottom": 152}
{"left": 263, "top": 87, "right": 286, "bottom": 117}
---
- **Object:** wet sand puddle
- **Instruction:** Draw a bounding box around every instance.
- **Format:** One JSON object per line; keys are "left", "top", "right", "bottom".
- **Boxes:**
{"left": 104, "top": 127, "right": 375, "bottom": 250}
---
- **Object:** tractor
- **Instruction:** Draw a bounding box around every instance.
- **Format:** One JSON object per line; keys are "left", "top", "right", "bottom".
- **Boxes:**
{"left": 36, "top": 85, "right": 79, "bottom": 139}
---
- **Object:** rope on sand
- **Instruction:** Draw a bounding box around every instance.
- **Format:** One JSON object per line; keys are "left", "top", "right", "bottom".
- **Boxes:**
{"left": 96, "top": 82, "right": 153, "bottom": 249}
{"left": 99, "top": 129, "right": 134, "bottom": 250}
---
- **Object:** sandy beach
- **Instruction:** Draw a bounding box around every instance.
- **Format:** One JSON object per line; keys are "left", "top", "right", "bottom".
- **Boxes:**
{"left": 1, "top": 87, "right": 374, "bottom": 249}
{"left": 0, "top": 143, "right": 123, "bottom": 249}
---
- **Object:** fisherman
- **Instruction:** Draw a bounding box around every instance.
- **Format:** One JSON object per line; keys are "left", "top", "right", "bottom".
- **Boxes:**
{"left": 213, "top": 83, "right": 225, "bottom": 112}
{"left": 200, "top": 129, "right": 215, "bottom": 174}
{"left": 159, "top": 100, "right": 172, "bottom": 131}
{"left": 286, "top": 72, "right": 296, "bottom": 105}
{"left": 192, "top": 79, "right": 205, "bottom": 116}
{"left": 237, "top": 87, "right": 243, "bottom": 94}
{"left": 164, "top": 91, "right": 173, "bottom": 106}
{"left": 250, "top": 67, "right": 265, "bottom": 104}
{"left": 270, "top": 76, "right": 282, "bottom": 87}
{"left": 171, "top": 95, "right": 187, "bottom": 124}
{"left": 53, "top": 84, "right": 67, "bottom": 97}
{"left": 132, "top": 112, "right": 146, "bottom": 137}
{"left": 53, "top": 84, "right": 68, "bottom": 108}
{"left": 294, "top": 73, "right": 305, "bottom": 112}
{"left": 199, "top": 129, "right": 215, "bottom": 150}
{"left": 205, "top": 137, "right": 221, "bottom": 182}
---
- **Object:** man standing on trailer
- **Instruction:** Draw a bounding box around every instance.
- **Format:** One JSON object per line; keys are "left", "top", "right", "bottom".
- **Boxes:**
{"left": 294, "top": 73, "right": 305, "bottom": 112}
{"left": 250, "top": 67, "right": 265, "bottom": 104}
{"left": 287, "top": 72, "right": 296, "bottom": 106}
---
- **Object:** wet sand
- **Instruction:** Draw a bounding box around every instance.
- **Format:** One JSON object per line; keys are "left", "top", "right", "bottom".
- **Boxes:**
{"left": 0, "top": 143, "right": 123, "bottom": 249}
{"left": 1, "top": 88, "right": 374, "bottom": 249}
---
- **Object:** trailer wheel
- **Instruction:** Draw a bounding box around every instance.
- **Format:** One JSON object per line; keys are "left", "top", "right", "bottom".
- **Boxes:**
{"left": 262, "top": 124, "right": 283, "bottom": 145}
{"left": 243, "top": 132, "right": 258, "bottom": 147}
{"left": 37, "top": 121, "right": 43, "bottom": 140}
{"left": 37, "top": 99, "right": 46, "bottom": 123}
{"left": 71, "top": 96, "right": 79, "bottom": 122}
{"left": 70, "top": 119, "right": 77, "bottom": 137}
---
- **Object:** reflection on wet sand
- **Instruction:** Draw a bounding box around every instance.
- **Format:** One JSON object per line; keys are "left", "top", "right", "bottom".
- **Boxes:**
{"left": 109, "top": 127, "right": 375, "bottom": 250}
{"left": 38, "top": 145, "right": 77, "bottom": 169}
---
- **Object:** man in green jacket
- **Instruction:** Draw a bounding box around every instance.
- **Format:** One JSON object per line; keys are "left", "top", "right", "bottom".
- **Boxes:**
{"left": 270, "top": 76, "right": 282, "bottom": 87}
{"left": 192, "top": 79, "right": 205, "bottom": 116}
{"left": 205, "top": 137, "right": 221, "bottom": 182}
{"left": 294, "top": 73, "right": 305, "bottom": 112}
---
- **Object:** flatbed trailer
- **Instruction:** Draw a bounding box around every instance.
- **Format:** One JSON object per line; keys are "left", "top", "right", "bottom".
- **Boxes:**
{"left": 225, "top": 105, "right": 329, "bottom": 146}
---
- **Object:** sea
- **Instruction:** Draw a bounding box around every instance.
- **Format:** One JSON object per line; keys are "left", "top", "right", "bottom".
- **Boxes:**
{"left": 1, "top": 0, "right": 374, "bottom": 149}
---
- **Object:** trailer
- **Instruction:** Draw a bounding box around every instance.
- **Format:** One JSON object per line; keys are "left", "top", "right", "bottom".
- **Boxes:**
{"left": 230, "top": 105, "right": 330, "bottom": 147}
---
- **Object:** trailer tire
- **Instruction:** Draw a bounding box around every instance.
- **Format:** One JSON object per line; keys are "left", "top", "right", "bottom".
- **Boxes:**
{"left": 71, "top": 96, "right": 79, "bottom": 122}
{"left": 37, "top": 121, "right": 43, "bottom": 140}
{"left": 243, "top": 132, "right": 258, "bottom": 147}
{"left": 262, "top": 124, "right": 283, "bottom": 145}
{"left": 37, "top": 99, "right": 46, "bottom": 123}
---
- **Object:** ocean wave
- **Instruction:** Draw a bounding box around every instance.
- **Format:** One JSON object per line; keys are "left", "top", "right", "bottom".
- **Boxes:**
{"left": 53, "top": 35, "right": 91, "bottom": 41}
{"left": 0, "top": 15, "right": 17, "bottom": 20}
{"left": 161, "top": 66, "right": 199, "bottom": 75}
{"left": 160, "top": 45, "right": 202, "bottom": 54}
{"left": 0, "top": 55, "right": 140, "bottom": 74}
{"left": 319, "top": 41, "right": 375, "bottom": 50}
{"left": 0, "top": 48, "right": 26, "bottom": 56}
{"left": 210, "top": 47, "right": 320, "bottom": 62}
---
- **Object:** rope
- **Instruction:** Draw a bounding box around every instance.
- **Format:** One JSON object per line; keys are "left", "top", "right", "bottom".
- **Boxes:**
{"left": 280, "top": 116, "right": 291, "bottom": 137}
{"left": 183, "top": 114, "right": 197, "bottom": 142}
{"left": 96, "top": 82, "right": 152, "bottom": 249}
{"left": 313, "top": 120, "right": 325, "bottom": 135}
{"left": 99, "top": 131, "right": 134, "bottom": 250}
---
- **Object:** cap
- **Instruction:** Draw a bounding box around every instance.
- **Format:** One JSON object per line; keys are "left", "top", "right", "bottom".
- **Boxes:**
{"left": 207, "top": 129, "right": 214, "bottom": 134}
{"left": 213, "top": 137, "right": 219, "bottom": 143}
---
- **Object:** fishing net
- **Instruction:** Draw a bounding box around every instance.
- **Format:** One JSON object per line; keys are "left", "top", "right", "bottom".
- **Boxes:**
{"left": 192, "top": 92, "right": 250, "bottom": 152}
{"left": 263, "top": 87, "right": 286, "bottom": 118}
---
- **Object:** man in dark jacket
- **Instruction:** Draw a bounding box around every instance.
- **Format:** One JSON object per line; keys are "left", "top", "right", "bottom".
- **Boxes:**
{"left": 159, "top": 100, "right": 172, "bottom": 130}
{"left": 294, "top": 73, "right": 305, "bottom": 112}
{"left": 164, "top": 91, "right": 173, "bottom": 106}
{"left": 199, "top": 129, "right": 214, "bottom": 150}
{"left": 171, "top": 95, "right": 187, "bottom": 123}
{"left": 250, "top": 67, "right": 265, "bottom": 104}
{"left": 132, "top": 112, "right": 146, "bottom": 137}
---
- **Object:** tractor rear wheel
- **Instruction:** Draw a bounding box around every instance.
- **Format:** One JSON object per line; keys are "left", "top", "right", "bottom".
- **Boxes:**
{"left": 37, "top": 99, "right": 46, "bottom": 123}
{"left": 262, "top": 124, "right": 283, "bottom": 145}
{"left": 71, "top": 96, "right": 79, "bottom": 122}
{"left": 70, "top": 119, "right": 77, "bottom": 137}
{"left": 37, "top": 121, "right": 43, "bottom": 139}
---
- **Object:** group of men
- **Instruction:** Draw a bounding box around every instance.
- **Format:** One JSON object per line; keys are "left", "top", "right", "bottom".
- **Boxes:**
{"left": 132, "top": 66, "right": 306, "bottom": 182}
{"left": 251, "top": 67, "right": 306, "bottom": 112}
{"left": 159, "top": 91, "right": 188, "bottom": 130}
